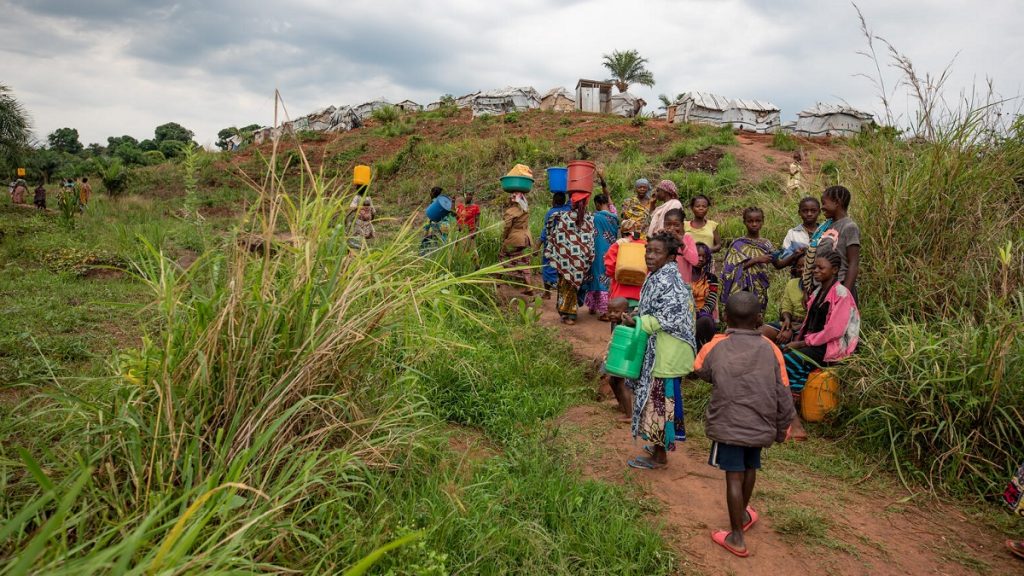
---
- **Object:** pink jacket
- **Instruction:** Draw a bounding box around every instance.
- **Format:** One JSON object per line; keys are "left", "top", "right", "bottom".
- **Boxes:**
{"left": 804, "top": 283, "right": 860, "bottom": 362}
{"left": 675, "top": 233, "right": 698, "bottom": 284}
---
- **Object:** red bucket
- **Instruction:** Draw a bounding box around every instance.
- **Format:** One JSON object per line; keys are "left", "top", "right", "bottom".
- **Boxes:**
{"left": 567, "top": 160, "right": 596, "bottom": 194}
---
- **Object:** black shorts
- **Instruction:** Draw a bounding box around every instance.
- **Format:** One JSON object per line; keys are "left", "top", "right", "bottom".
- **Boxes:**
{"left": 708, "top": 441, "right": 762, "bottom": 472}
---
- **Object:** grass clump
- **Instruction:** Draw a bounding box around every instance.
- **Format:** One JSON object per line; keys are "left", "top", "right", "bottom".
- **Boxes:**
{"left": 771, "top": 131, "right": 799, "bottom": 151}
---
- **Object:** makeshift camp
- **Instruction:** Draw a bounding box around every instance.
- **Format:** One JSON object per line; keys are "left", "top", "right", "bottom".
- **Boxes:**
{"left": 576, "top": 79, "right": 614, "bottom": 113}
{"left": 325, "top": 106, "right": 361, "bottom": 132}
{"left": 396, "top": 100, "right": 422, "bottom": 113}
{"left": 722, "top": 99, "right": 781, "bottom": 134}
{"left": 471, "top": 86, "right": 541, "bottom": 117}
{"left": 609, "top": 92, "right": 646, "bottom": 117}
{"left": 673, "top": 92, "right": 731, "bottom": 126}
{"left": 540, "top": 87, "right": 576, "bottom": 112}
{"left": 354, "top": 100, "right": 392, "bottom": 121}
{"left": 791, "top": 103, "right": 875, "bottom": 137}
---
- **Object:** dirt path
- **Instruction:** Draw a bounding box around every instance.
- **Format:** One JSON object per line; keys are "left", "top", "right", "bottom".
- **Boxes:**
{"left": 535, "top": 297, "right": 1016, "bottom": 576}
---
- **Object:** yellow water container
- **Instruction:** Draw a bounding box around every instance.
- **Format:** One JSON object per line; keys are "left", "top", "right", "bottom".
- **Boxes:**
{"left": 353, "top": 165, "right": 372, "bottom": 186}
{"left": 801, "top": 369, "right": 839, "bottom": 423}
{"left": 615, "top": 242, "right": 647, "bottom": 286}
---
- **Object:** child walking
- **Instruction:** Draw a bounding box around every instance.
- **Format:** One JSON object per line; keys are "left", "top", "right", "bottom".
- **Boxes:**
{"left": 694, "top": 291, "right": 796, "bottom": 558}
{"left": 721, "top": 207, "right": 775, "bottom": 314}
{"left": 620, "top": 231, "right": 696, "bottom": 470}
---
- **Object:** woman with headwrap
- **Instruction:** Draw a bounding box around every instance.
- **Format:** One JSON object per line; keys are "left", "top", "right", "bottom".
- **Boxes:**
{"left": 619, "top": 178, "right": 653, "bottom": 237}
{"left": 545, "top": 190, "right": 595, "bottom": 324}
{"left": 499, "top": 191, "right": 534, "bottom": 295}
{"left": 647, "top": 180, "right": 682, "bottom": 238}
{"left": 582, "top": 193, "right": 619, "bottom": 320}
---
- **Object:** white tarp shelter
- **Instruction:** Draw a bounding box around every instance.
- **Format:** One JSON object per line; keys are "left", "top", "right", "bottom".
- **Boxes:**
{"left": 791, "top": 103, "right": 874, "bottom": 137}
{"left": 471, "top": 86, "right": 541, "bottom": 117}
{"left": 540, "top": 87, "right": 576, "bottom": 112}
{"left": 609, "top": 92, "right": 646, "bottom": 117}
{"left": 723, "top": 99, "right": 781, "bottom": 133}
{"left": 354, "top": 100, "right": 392, "bottom": 121}
{"left": 576, "top": 79, "right": 614, "bottom": 113}
{"left": 673, "top": 92, "right": 731, "bottom": 125}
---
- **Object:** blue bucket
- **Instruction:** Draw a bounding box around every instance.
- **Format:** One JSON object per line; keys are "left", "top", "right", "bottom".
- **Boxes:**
{"left": 425, "top": 195, "right": 453, "bottom": 222}
{"left": 547, "top": 167, "right": 568, "bottom": 192}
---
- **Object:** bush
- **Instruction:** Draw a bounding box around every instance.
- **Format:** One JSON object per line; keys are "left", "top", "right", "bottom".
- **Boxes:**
{"left": 771, "top": 131, "right": 799, "bottom": 151}
{"left": 839, "top": 297, "right": 1024, "bottom": 497}
{"left": 99, "top": 158, "right": 131, "bottom": 197}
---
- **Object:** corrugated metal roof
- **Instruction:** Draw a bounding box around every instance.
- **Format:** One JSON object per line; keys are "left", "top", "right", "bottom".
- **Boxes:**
{"left": 728, "top": 98, "right": 780, "bottom": 112}
{"left": 680, "top": 92, "right": 732, "bottom": 111}
{"left": 798, "top": 103, "right": 874, "bottom": 119}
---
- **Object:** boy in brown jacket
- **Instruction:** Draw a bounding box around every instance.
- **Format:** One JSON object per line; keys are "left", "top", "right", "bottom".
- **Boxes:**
{"left": 694, "top": 291, "right": 795, "bottom": 558}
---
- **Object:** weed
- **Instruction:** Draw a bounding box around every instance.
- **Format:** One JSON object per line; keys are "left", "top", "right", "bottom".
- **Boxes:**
{"left": 371, "top": 104, "right": 401, "bottom": 125}
{"left": 502, "top": 111, "right": 519, "bottom": 124}
{"left": 771, "top": 131, "right": 799, "bottom": 151}
{"left": 559, "top": 116, "right": 573, "bottom": 126}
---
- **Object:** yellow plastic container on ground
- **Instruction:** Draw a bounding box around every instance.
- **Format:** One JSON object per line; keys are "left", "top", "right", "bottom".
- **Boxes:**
{"left": 801, "top": 369, "right": 839, "bottom": 422}
{"left": 353, "top": 165, "right": 372, "bottom": 186}
{"left": 615, "top": 242, "right": 647, "bottom": 286}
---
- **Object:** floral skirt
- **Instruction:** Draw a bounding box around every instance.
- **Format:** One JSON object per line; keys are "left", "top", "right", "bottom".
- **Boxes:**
{"left": 639, "top": 377, "right": 685, "bottom": 449}
{"left": 556, "top": 278, "right": 579, "bottom": 318}
{"left": 584, "top": 290, "right": 609, "bottom": 315}
{"left": 500, "top": 246, "right": 533, "bottom": 284}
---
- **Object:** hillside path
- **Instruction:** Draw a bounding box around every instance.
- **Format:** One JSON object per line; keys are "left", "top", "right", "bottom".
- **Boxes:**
{"left": 533, "top": 296, "right": 1017, "bottom": 576}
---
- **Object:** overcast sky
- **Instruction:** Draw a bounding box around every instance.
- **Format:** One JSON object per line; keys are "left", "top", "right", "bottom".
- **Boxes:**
{"left": 3, "top": 0, "right": 1022, "bottom": 147}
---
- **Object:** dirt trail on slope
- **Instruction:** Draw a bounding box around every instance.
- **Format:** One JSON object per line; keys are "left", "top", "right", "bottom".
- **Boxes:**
{"left": 534, "top": 298, "right": 1016, "bottom": 576}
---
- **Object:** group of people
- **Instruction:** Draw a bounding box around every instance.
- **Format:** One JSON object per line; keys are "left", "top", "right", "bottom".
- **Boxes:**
{"left": 501, "top": 171, "right": 863, "bottom": 558}
{"left": 7, "top": 177, "right": 91, "bottom": 212}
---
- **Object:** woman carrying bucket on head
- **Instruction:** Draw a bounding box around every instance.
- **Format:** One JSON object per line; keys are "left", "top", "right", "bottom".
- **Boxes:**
{"left": 420, "top": 186, "right": 456, "bottom": 255}
{"left": 499, "top": 165, "right": 536, "bottom": 295}
{"left": 545, "top": 161, "right": 597, "bottom": 324}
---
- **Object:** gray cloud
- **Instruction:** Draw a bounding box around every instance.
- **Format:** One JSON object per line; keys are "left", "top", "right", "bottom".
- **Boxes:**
{"left": 3, "top": 0, "right": 1021, "bottom": 145}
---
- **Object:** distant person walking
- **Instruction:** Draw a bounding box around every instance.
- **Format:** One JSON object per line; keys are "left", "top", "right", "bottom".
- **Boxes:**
{"left": 10, "top": 179, "right": 28, "bottom": 204}
{"left": 33, "top": 183, "right": 46, "bottom": 210}
{"left": 78, "top": 177, "right": 92, "bottom": 211}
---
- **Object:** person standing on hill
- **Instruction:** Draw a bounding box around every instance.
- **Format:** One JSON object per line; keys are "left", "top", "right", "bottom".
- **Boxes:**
{"left": 499, "top": 190, "right": 534, "bottom": 295}
{"left": 787, "top": 151, "right": 804, "bottom": 192}
{"left": 685, "top": 194, "right": 723, "bottom": 255}
{"left": 582, "top": 194, "right": 619, "bottom": 320}
{"left": 647, "top": 180, "right": 682, "bottom": 237}
{"left": 802, "top": 186, "right": 860, "bottom": 301}
{"left": 546, "top": 190, "right": 595, "bottom": 324}
{"left": 540, "top": 192, "right": 571, "bottom": 297}
{"left": 721, "top": 207, "right": 775, "bottom": 314}
{"left": 78, "top": 177, "right": 92, "bottom": 212}
{"left": 620, "top": 231, "right": 696, "bottom": 470}
{"left": 620, "top": 178, "right": 653, "bottom": 235}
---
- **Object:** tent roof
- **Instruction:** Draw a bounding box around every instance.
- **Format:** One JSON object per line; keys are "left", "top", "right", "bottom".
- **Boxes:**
{"left": 542, "top": 87, "right": 574, "bottom": 100}
{"left": 798, "top": 103, "right": 874, "bottom": 119}
{"left": 680, "top": 92, "right": 732, "bottom": 111}
{"left": 728, "top": 98, "right": 780, "bottom": 112}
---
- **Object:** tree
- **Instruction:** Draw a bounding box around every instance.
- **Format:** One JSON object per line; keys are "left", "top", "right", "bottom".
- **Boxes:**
{"left": 0, "top": 83, "right": 32, "bottom": 173}
{"left": 657, "top": 93, "right": 686, "bottom": 111}
{"left": 154, "top": 122, "right": 195, "bottom": 146}
{"left": 601, "top": 49, "right": 655, "bottom": 93}
{"left": 215, "top": 126, "right": 239, "bottom": 151}
{"left": 47, "top": 127, "right": 83, "bottom": 154}
{"left": 107, "top": 135, "right": 139, "bottom": 150}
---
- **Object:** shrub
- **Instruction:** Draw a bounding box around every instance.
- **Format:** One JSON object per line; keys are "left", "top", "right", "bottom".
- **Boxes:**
{"left": 99, "top": 158, "right": 131, "bottom": 197}
{"left": 371, "top": 104, "right": 401, "bottom": 125}
{"left": 771, "top": 131, "right": 799, "bottom": 151}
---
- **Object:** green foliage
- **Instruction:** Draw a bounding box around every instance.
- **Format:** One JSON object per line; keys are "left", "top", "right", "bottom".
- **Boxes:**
{"left": 820, "top": 160, "right": 840, "bottom": 185}
{"left": 601, "top": 49, "right": 655, "bottom": 92}
{"left": 154, "top": 121, "right": 195, "bottom": 146}
{"left": 661, "top": 125, "right": 736, "bottom": 162}
{"left": 371, "top": 104, "right": 401, "bottom": 125}
{"left": 46, "top": 127, "right": 83, "bottom": 154}
{"left": 55, "top": 185, "right": 78, "bottom": 229}
{"left": 98, "top": 157, "right": 131, "bottom": 197}
{"left": 0, "top": 83, "right": 32, "bottom": 174}
{"left": 421, "top": 95, "right": 460, "bottom": 119}
{"left": 771, "top": 130, "right": 799, "bottom": 151}
{"left": 374, "top": 135, "right": 422, "bottom": 177}
{"left": 839, "top": 297, "right": 1024, "bottom": 497}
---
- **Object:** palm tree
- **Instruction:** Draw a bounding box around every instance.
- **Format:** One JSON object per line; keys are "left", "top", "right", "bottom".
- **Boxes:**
{"left": 0, "top": 84, "right": 32, "bottom": 171}
{"left": 601, "top": 49, "right": 655, "bottom": 93}
{"left": 657, "top": 93, "right": 686, "bottom": 111}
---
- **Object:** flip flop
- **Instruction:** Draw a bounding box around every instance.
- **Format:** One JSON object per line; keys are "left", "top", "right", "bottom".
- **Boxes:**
{"left": 627, "top": 456, "right": 665, "bottom": 470}
{"left": 742, "top": 506, "right": 759, "bottom": 532}
{"left": 711, "top": 530, "right": 749, "bottom": 558}
{"left": 1007, "top": 539, "right": 1024, "bottom": 560}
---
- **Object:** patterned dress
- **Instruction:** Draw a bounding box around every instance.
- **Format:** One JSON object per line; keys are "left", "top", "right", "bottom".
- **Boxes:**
{"left": 619, "top": 196, "right": 651, "bottom": 238}
{"left": 544, "top": 211, "right": 595, "bottom": 319}
{"left": 582, "top": 209, "right": 619, "bottom": 314}
{"left": 721, "top": 237, "right": 775, "bottom": 313}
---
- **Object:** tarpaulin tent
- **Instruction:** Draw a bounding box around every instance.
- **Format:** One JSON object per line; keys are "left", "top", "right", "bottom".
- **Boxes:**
{"left": 791, "top": 103, "right": 874, "bottom": 137}
{"left": 609, "top": 92, "right": 646, "bottom": 117}
{"left": 674, "top": 92, "right": 731, "bottom": 125}
{"left": 470, "top": 86, "right": 541, "bottom": 117}
{"left": 723, "top": 99, "right": 781, "bottom": 133}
